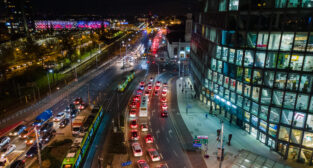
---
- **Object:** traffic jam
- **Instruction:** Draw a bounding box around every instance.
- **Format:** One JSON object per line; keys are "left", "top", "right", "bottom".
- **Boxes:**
{"left": 127, "top": 76, "right": 169, "bottom": 168}
{"left": 0, "top": 97, "right": 87, "bottom": 167}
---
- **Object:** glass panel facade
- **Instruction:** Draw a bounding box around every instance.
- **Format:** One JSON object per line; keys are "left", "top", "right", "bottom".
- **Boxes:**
{"left": 268, "top": 33, "right": 281, "bottom": 50}
{"left": 293, "top": 32, "right": 308, "bottom": 51}
{"left": 229, "top": 0, "right": 239, "bottom": 11}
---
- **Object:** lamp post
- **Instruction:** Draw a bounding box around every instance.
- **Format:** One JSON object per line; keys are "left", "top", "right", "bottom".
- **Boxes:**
{"left": 34, "top": 127, "right": 42, "bottom": 168}
{"left": 75, "top": 59, "right": 80, "bottom": 81}
{"left": 47, "top": 69, "right": 53, "bottom": 95}
{"left": 178, "top": 60, "right": 181, "bottom": 77}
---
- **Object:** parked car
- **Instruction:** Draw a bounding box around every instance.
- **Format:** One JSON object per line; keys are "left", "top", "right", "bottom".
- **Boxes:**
{"left": 59, "top": 119, "right": 70, "bottom": 128}
{"left": 0, "top": 136, "right": 10, "bottom": 148}
{"left": 9, "top": 125, "right": 26, "bottom": 136}
{"left": 1, "top": 144, "right": 16, "bottom": 157}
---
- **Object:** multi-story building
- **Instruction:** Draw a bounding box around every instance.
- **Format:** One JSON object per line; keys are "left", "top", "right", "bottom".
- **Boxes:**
{"left": 3, "top": 0, "right": 34, "bottom": 35}
{"left": 191, "top": 0, "right": 313, "bottom": 165}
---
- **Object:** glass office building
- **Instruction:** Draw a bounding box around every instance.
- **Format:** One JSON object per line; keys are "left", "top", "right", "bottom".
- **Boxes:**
{"left": 191, "top": 0, "right": 313, "bottom": 165}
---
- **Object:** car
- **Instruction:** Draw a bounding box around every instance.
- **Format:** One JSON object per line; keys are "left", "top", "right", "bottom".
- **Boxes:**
{"left": 156, "top": 81, "right": 161, "bottom": 86}
{"left": 40, "top": 130, "right": 56, "bottom": 144}
{"left": 131, "top": 142, "right": 143, "bottom": 157}
{"left": 78, "top": 102, "right": 87, "bottom": 110}
{"left": 148, "top": 86, "right": 152, "bottom": 91}
{"left": 53, "top": 112, "right": 66, "bottom": 122}
{"left": 19, "top": 127, "right": 34, "bottom": 139}
{"left": 141, "top": 124, "right": 148, "bottom": 132}
{"left": 130, "top": 102, "right": 137, "bottom": 109}
{"left": 0, "top": 136, "right": 10, "bottom": 148}
{"left": 144, "top": 91, "right": 150, "bottom": 96}
{"left": 155, "top": 86, "right": 160, "bottom": 91}
{"left": 9, "top": 125, "right": 26, "bottom": 136}
{"left": 0, "top": 157, "right": 9, "bottom": 167}
{"left": 157, "top": 164, "right": 168, "bottom": 168}
{"left": 140, "top": 81, "right": 145, "bottom": 86}
{"left": 145, "top": 134, "right": 154, "bottom": 144}
{"left": 148, "top": 82, "right": 152, "bottom": 87}
{"left": 139, "top": 85, "right": 145, "bottom": 90}
{"left": 161, "top": 110, "right": 168, "bottom": 117}
{"left": 130, "top": 130, "right": 139, "bottom": 140}
{"left": 137, "top": 160, "right": 149, "bottom": 168}
{"left": 142, "top": 96, "right": 149, "bottom": 102}
{"left": 73, "top": 97, "right": 83, "bottom": 105}
{"left": 162, "top": 87, "right": 168, "bottom": 92}
{"left": 163, "top": 83, "right": 168, "bottom": 87}
{"left": 10, "top": 160, "right": 25, "bottom": 168}
{"left": 1, "top": 144, "right": 16, "bottom": 157}
{"left": 25, "top": 136, "right": 36, "bottom": 145}
{"left": 130, "top": 120, "right": 138, "bottom": 129}
{"left": 71, "top": 109, "right": 78, "bottom": 118}
{"left": 40, "top": 122, "right": 53, "bottom": 133}
{"left": 148, "top": 148, "right": 161, "bottom": 162}
{"left": 59, "top": 118, "right": 70, "bottom": 128}
{"left": 150, "top": 77, "right": 154, "bottom": 82}
{"left": 137, "top": 89, "right": 143, "bottom": 95}
{"left": 25, "top": 145, "right": 41, "bottom": 158}
{"left": 129, "top": 109, "right": 137, "bottom": 118}
{"left": 154, "top": 91, "right": 159, "bottom": 96}
{"left": 133, "top": 96, "right": 140, "bottom": 102}
{"left": 67, "top": 104, "right": 76, "bottom": 112}
{"left": 161, "top": 103, "right": 168, "bottom": 110}
{"left": 161, "top": 97, "right": 167, "bottom": 103}
{"left": 161, "top": 91, "right": 167, "bottom": 97}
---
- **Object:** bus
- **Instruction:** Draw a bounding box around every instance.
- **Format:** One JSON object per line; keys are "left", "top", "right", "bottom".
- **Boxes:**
{"left": 139, "top": 96, "right": 148, "bottom": 117}
{"left": 118, "top": 71, "right": 135, "bottom": 92}
{"left": 61, "top": 106, "right": 104, "bottom": 168}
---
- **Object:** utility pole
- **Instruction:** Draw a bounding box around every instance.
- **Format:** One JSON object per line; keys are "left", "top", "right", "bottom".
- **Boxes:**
{"left": 35, "top": 127, "right": 42, "bottom": 168}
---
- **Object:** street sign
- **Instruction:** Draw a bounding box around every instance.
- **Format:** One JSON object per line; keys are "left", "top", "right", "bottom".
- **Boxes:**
{"left": 122, "top": 161, "right": 132, "bottom": 166}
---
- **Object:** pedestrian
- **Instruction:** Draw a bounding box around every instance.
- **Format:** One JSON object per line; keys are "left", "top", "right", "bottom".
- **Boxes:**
{"left": 217, "top": 129, "right": 221, "bottom": 137}
{"left": 205, "top": 113, "right": 208, "bottom": 118}
{"left": 228, "top": 134, "right": 232, "bottom": 145}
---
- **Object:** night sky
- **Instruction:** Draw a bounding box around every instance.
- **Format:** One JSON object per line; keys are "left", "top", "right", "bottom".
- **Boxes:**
{"left": 32, "top": 0, "right": 198, "bottom": 16}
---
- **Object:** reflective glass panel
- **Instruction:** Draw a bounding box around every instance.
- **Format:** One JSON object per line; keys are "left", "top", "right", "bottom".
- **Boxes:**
{"left": 266, "top": 52, "right": 277, "bottom": 68}
{"left": 303, "top": 55, "right": 313, "bottom": 72}
{"left": 284, "top": 92, "right": 296, "bottom": 109}
{"left": 268, "top": 32, "right": 281, "bottom": 50}
{"left": 257, "top": 32, "right": 269, "bottom": 49}
{"left": 280, "top": 32, "right": 294, "bottom": 51}
{"left": 290, "top": 54, "right": 304, "bottom": 71}
{"left": 293, "top": 32, "right": 308, "bottom": 51}
{"left": 261, "top": 88, "right": 271, "bottom": 105}
{"left": 255, "top": 51, "right": 266, "bottom": 68}
{"left": 273, "top": 90, "right": 283, "bottom": 107}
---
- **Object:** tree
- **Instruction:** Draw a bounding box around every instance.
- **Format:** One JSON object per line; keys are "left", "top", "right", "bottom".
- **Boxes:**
{"left": 60, "top": 32, "right": 76, "bottom": 62}
{"left": 0, "top": 46, "right": 13, "bottom": 80}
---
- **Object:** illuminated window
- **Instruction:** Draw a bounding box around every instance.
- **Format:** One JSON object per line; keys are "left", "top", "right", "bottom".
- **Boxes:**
{"left": 244, "top": 111, "right": 250, "bottom": 122}
{"left": 275, "top": 0, "right": 287, "bottom": 8}
{"left": 293, "top": 32, "right": 308, "bottom": 51}
{"left": 290, "top": 129, "right": 302, "bottom": 144}
{"left": 229, "top": 0, "right": 239, "bottom": 11}
{"left": 293, "top": 112, "right": 306, "bottom": 128}
{"left": 274, "top": 72, "right": 287, "bottom": 89}
{"left": 273, "top": 90, "right": 283, "bottom": 107}
{"left": 296, "top": 94, "right": 309, "bottom": 110}
{"left": 290, "top": 54, "right": 304, "bottom": 71}
{"left": 261, "top": 88, "right": 271, "bottom": 105}
{"left": 260, "top": 106, "right": 268, "bottom": 120}
{"left": 257, "top": 32, "right": 269, "bottom": 49}
{"left": 286, "top": 73, "right": 299, "bottom": 91}
{"left": 270, "top": 108, "right": 280, "bottom": 123}
{"left": 216, "top": 46, "right": 222, "bottom": 59}
{"left": 251, "top": 102, "right": 259, "bottom": 116}
{"left": 244, "top": 50, "right": 254, "bottom": 67}
{"left": 219, "top": 0, "right": 227, "bottom": 11}
{"left": 303, "top": 132, "right": 313, "bottom": 148}
{"left": 236, "top": 50, "right": 243, "bottom": 66}
{"left": 266, "top": 52, "right": 277, "bottom": 68}
{"left": 268, "top": 32, "right": 281, "bottom": 50}
{"left": 229, "top": 49, "right": 235, "bottom": 63}
{"left": 279, "top": 126, "right": 290, "bottom": 141}
{"left": 284, "top": 92, "right": 296, "bottom": 109}
{"left": 287, "top": 0, "right": 300, "bottom": 7}
{"left": 252, "top": 86, "right": 260, "bottom": 102}
{"left": 255, "top": 51, "right": 266, "bottom": 68}
{"left": 269, "top": 124, "right": 278, "bottom": 138}
{"left": 303, "top": 55, "right": 313, "bottom": 72}
{"left": 222, "top": 47, "right": 228, "bottom": 61}
{"left": 277, "top": 53, "right": 290, "bottom": 69}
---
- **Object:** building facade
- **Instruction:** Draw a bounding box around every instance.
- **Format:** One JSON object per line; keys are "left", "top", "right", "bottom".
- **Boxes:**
{"left": 3, "top": 0, "right": 34, "bottom": 35}
{"left": 191, "top": 0, "right": 313, "bottom": 165}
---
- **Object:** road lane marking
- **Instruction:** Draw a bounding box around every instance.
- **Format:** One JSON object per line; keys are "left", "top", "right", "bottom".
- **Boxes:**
{"left": 155, "top": 144, "right": 159, "bottom": 150}
{"left": 168, "top": 129, "right": 173, "bottom": 137}
{"left": 166, "top": 137, "right": 170, "bottom": 143}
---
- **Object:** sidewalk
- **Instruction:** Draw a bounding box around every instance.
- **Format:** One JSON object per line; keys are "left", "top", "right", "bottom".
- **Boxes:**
{"left": 176, "top": 76, "right": 294, "bottom": 168}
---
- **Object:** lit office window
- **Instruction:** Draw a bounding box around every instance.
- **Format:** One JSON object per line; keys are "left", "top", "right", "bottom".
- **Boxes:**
{"left": 237, "top": 95, "right": 243, "bottom": 107}
{"left": 237, "top": 81, "right": 243, "bottom": 94}
{"left": 299, "top": 75, "right": 313, "bottom": 93}
{"left": 251, "top": 102, "right": 259, "bottom": 115}
{"left": 260, "top": 106, "right": 269, "bottom": 120}
{"left": 268, "top": 32, "right": 281, "bottom": 50}
{"left": 229, "top": 48, "right": 235, "bottom": 63}
{"left": 244, "top": 68, "right": 252, "bottom": 84}
{"left": 279, "top": 126, "right": 290, "bottom": 141}
{"left": 231, "top": 92, "right": 236, "bottom": 103}
{"left": 290, "top": 54, "right": 304, "bottom": 71}
{"left": 252, "top": 70, "right": 262, "bottom": 85}
{"left": 282, "top": 110, "right": 293, "bottom": 125}
{"left": 269, "top": 108, "right": 280, "bottom": 123}
{"left": 216, "top": 46, "right": 222, "bottom": 59}
{"left": 293, "top": 32, "right": 308, "bottom": 51}
{"left": 225, "top": 89, "right": 230, "bottom": 99}
{"left": 208, "top": 69, "right": 212, "bottom": 80}
{"left": 261, "top": 88, "right": 272, "bottom": 105}
{"left": 280, "top": 32, "right": 294, "bottom": 51}
{"left": 303, "top": 132, "right": 313, "bottom": 147}
{"left": 243, "top": 98, "right": 251, "bottom": 111}
{"left": 236, "top": 50, "right": 243, "bottom": 66}
{"left": 247, "top": 32, "right": 257, "bottom": 48}
{"left": 290, "top": 129, "right": 302, "bottom": 144}
{"left": 252, "top": 86, "right": 260, "bottom": 102}
{"left": 273, "top": 90, "right": 284, "bottom": 107}
{"left": 251, "top": 115, "right": 258, "bottom": 127}
{"left": 303, "top": 55, "right": 313, "bottom": 72}
{"left": 275, "top": 0, "right": 287, "bottom": 8}
{"left": 296, "top": 94, "right": 309, "bottom": 110}
{"left": 306, "top": 114, "right": 313, "bottom": 131}
{"left": 213, "top": 72, "right": 217, "bottom": 82}
{"left": 264, "top": 71, "right": 274, "bottom": 87}
{"left": 229, "top": 0, "right": 239, "bottom": 11}
{"left": 230, "top": 78, "right": 236, "bottom": 91}
{"left": 277, "top": 53, "right": 290, "bottom": 69}
{"left": 269, "top": 124, "right": 278, "bottom": 138}
{"left": 287, "top": 0, "right": 300, "bottom": 8}
{"left": 302, "top": 0, "right": 313, "bottom": 7}
{"left": 255, "top": 51, "right": 266, "bottom": 68}
{"left": 309, "top": 96, "right": 313, "bottom": 113}
{"left": 293, "top": 112, "right": 306, "bottom": 128}
{"left": 218, "top": 74, "right": 223, "bottom": 85}
{"left": 286, "top": 73, "right": 299, "bottom": 91}
{"left": 274, "top": 72, "right": 287, "bottom": 89}
{"left": 211, "top": 59, "right": 217, "bottom": 71}
{"left": 217, "top": 60, "right": 223, "bottom": 73}
{"left": 244, "top": 50, "right": 254, "bottom": 67}
{"left": 219, "top": 0, "right": 227, "bottom": 11}
{"left": 237, "top": 67, "right": 243, "bottom": 81}
{"left": 266, "top": 52, "right": 278, "bottom": 68}
{"left": 284, "top": 92, "right": 296, "bottom": 109}
{"left": 257, "top": 32, "right": 269, "bottom": 49}
{"left": 259, "top": 120, "right": 268, "bottom": 132}
{"left": 222, "top": 47, "right": 228, "bottom": 61}
{"left": 244, "top": 111, "right": 250, "bottom": 122}
{"left": 224, "top": 77, "right": 229, "bottom": 88}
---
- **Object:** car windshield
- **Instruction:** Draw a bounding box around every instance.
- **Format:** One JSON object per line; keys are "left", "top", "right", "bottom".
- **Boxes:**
{"left": 132, "top": 132, "right": 137, "bottom": 136}
{"left": 73, "top": 128, "right": 80, "bottom": 131}
{"left": 135, "top": 149, "right": 141, "bottom": 153}
{"left": 57, "top": 114, "right": 63, "bottom": 117}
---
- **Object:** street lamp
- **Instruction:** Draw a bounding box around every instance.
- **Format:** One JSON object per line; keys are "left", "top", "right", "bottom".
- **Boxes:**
{"left": 178, "top": 61, "right": 181, "bottom": 77}
{"left": 47, "top": 69, "right": 53, "bottom": 95}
